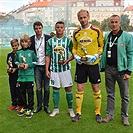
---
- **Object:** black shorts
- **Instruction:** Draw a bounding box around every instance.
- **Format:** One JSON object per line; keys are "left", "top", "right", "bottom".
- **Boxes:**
{"left": 74, "top": 63, "right": 101, "bottom": 84}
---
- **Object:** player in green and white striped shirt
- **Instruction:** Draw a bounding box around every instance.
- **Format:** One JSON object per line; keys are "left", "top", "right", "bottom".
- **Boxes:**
{"left": 46, "top": 21, "right": 75, "bottom": 118}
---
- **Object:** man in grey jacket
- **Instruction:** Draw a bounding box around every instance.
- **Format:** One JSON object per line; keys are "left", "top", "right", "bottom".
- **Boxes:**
{"left": 100, "top": 14, "right": 133, "bottom": 126}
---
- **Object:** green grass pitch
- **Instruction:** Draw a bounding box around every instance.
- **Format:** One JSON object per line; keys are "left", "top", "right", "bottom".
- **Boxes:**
{"left": 0, "top": 47, "right": 132, "bottom": 133}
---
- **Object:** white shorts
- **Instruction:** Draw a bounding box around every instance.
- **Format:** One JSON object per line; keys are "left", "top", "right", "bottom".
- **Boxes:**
{"left": 50, "top": 70, "right": 73, "bottom": 88}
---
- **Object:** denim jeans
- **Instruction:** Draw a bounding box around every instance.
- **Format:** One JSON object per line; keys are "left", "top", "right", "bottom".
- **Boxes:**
{"left": 34, "top": 65, "right": 50, "bottom": 108}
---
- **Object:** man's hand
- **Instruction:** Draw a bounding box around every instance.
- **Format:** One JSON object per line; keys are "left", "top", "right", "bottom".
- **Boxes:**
{"left": 90, "top": 54, "right": 99, "bottom": 63}
{"left": 123, "top": 74, "right": 131, "bottom": 80}
{"left": 46, "top": 70, "right": 50, "bottom": 78}
{"left": 74, "top": 55, "right": 82, "bottom": 64}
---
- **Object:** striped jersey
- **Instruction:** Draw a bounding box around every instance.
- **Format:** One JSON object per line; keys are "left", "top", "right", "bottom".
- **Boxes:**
{"left": 72, "top": 24, "right": 104, "bottom": 65}
{"left": 46, "top": 36, "right": 72, "bottom": 72}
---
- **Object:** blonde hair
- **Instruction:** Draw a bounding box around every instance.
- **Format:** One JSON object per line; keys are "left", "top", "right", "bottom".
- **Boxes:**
{"left": 20, "top": 34, "right": 31, "bottom": 46}
{"left": 77, "top": 9, "right": 90, "bottom": 17}
{"left": 10, "top": 39, "right": 19, "bottom": 46}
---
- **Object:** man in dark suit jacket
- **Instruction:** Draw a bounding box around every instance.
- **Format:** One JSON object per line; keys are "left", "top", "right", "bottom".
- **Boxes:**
{"left": 30, "top": 21, "right": 51, "bottom": 114}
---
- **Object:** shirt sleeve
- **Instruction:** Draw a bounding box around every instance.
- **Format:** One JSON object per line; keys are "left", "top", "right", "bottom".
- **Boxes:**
{"left": 97, "top": 28, "right": 104, "bottom": 53}
{"left": 72, "top": 31, "right": 78, "bottom": 54}
{"left": 46, "top": 40, "right": 52, "bottom": 56}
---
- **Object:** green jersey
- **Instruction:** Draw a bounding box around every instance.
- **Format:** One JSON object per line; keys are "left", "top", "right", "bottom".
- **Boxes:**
{"left": 46, "top": 36, "right": 73, "bottom": 72}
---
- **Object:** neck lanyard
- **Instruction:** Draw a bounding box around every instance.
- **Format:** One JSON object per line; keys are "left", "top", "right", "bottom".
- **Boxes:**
{"left": 109, "top": 36, "right": 117, "bottom": 50}
{"left": 35, "top": 37, "right": 43, "bottom": 51}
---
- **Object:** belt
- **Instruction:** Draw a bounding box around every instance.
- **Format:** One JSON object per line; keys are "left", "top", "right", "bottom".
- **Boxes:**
{"left": 108, "top": 64, "right": 117, "bottom": 67}
{"left": 36, "top": 65, "right": 45, "bottom": 67}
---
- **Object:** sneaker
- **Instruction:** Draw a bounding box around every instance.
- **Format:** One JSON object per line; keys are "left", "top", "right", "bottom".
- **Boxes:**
{"left": 50, "top": 109, "right": 59, "bottom": 117}
{"left": 102, "top": 116, "right": 113, "bottom": 123}
{"left": 8, "top": 105, "right": 17, "bottom": 111}
{"left": 17, "top": 106, "right": 23, "bottom": 112}
{"left": 72, "top": 113, "right": 81, "bottom": 122}
{"left": 17, "top": 108, "right": 26, "bottom": 116}
{"left": 68, "top": 109, "right": 75, "bottom": 118}
{"left": 122, "top": 119, "right": 130, "bottom": 126}
{"left": 96, "top": 114, "right": 102, "bottom": 123}
{"left": 25, "top": 110, "right": 33, "bottom": 119}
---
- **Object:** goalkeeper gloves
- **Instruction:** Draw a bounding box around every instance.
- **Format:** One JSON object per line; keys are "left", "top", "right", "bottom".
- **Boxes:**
{"left": 74, "top": 55, "right": 82, "bottom": 64}
{"left": 90, "top": 54, "right": 99, "bottom": 63}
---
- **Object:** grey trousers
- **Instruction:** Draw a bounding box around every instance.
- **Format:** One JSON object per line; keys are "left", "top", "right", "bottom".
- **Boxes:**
{"left": 105, "top": 64, "right": 129, "bottom": 120}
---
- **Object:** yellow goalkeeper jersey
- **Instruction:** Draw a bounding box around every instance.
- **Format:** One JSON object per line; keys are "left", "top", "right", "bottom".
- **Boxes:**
{"left": 72, "top": 24, "right": 104, "bottom": 65}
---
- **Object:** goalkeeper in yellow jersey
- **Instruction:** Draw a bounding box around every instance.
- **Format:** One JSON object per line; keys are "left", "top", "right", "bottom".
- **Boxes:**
{"left": 72, "top": 9, "right": 104, "bottom": 123}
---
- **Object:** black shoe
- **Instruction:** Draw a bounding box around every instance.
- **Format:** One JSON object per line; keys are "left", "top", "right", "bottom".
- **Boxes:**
{"left": 44, "top": 107, "right": 50, "bottom": 114}
{"left": 72, "top": 113, "right": 81, "bottom": 122}
{"left": 33, "top": 107, "right": 42, "bottom": 113}
{"left": 96, "top": 114, "right": 102, "bottom": 123}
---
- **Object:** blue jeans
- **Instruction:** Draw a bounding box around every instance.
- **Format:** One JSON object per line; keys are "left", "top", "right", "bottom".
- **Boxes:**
{"left": 34, "top": 65, "right": 50, "bottom": 108}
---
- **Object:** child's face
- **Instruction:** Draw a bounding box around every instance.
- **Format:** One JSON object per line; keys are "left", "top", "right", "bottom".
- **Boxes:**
{"left": 21, "top": 41, "right": 29, "bottom": 48}
{"left": 12, "top": 42, "right": 19, "bottom": 52}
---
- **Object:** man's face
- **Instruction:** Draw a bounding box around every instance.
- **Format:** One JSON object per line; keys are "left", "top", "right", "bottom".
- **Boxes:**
{"left": 110, "top": 16, "right": 120, "bottom": 32}
{"left": 34, "top": 25, "right": 43, "bottom": 36}
{"left": 78, "top": 11, "right": 89, "bottom": 28}
{"left": 55, "top": 24, "right": 65, "bottom": 36}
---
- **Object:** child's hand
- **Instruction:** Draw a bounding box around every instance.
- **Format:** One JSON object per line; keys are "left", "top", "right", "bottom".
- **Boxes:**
{"left": 24, "top": 64, "right": 28, "bottom": 69}
{"left": 11, "top": 68, "right": 17, "bottom": 73}
{"left": 7, "top": 68, "right": 12, "bottom": 73}
{"left": 18, "top": 64, "right": 25, "bottom": 69}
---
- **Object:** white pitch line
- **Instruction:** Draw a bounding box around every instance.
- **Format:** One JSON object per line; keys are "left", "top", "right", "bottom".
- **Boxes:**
{"left": 0, "top": 75, "right": 8, "bottom": 78}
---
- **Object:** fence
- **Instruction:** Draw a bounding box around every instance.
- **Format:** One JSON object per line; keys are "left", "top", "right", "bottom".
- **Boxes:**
{"left": 0, "top": 25, "right": 52, "bottom": 47}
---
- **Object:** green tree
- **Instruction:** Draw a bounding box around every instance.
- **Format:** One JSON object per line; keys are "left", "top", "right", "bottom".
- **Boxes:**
{"left": 121, "top": 14, "right": 130, "bottom": 31}
{"left": 100, "top": 18, "right": 110, "bottom": 31}
{"left": 100, "top": 14, "right": 132, "bottom": 31}
{"left": 90, "top": 20, "right": 100, "bottom": 27}
{"left": 0, "top": 15, "right": 23, "bottom": 25}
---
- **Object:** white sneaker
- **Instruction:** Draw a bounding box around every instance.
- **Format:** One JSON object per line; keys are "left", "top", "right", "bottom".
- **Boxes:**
{"left": 68, "top": 109, "right": 75, "bottom": 117}
{"left": 50, "top": 109, "right": 59, "bottom": 117}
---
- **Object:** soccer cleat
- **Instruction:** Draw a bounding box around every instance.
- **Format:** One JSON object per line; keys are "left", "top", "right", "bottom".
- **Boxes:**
{"left": 17, "top": 108, "right": 26, "bottom": 116}
{"left": 72, "top": 113, "right": 81, "bottom": 122}
{"left": 68, "top": 109, "right": 75, "bottom": 118}
{"left": 8, "top": 105, "right": 17, "bottom": 111}
{"left": 17, "top": 106, "right": 23, "bottom": 112}
{"left": 102, "top": 116, "right": 113, "bottom": 123}
{"left": 25, "top": 110, "right": 33, "bottom": 119}
{"left": 49, "top": 109, "right": 59, "bottom": 117}
{"left": 96, "top": 114, "right": 102, "bottom": 123}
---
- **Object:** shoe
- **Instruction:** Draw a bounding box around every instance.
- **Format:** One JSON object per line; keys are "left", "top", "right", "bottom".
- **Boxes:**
{"left": 122, "top": 119, "right": 130, "bottom": 126}
{"left": 33, "top": 107, "right": 42, "bottom": 113}
{"left": 44, "top": 107, "right": 51, "bottom": 114}
{"left": 17, "top": 106, "right": 23, "bottom": 112}
{"left": 72, "top": 113, "right": 81, "bottom": 122}
{"left": 50, "top": 109, "right": 59, "bottom": 117}
{"left": 102, "top": 116, "right": 113, "bottom": 123}
{"left": 96, "top": 114, "right": 102, "bottom": 123}
{"left": 68, "top": 109, "right": 75, "bottom": 118}
{"left": 17, "top": 108, "right": 26, "bottom": 116}
{"left": 8, "top": 105, "right": 17, "bottom": 111}
{"left": 25, "top": 110, "right": 33, "bottom": 119}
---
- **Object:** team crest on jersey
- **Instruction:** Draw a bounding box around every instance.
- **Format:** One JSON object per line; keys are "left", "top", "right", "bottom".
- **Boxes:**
{"left": 79, "top": 32, "right": 92, "bottom": 46}
{"left": 54, "top": 46, "right": 65, "bottom": 54}
{"left": 28, "top": 53, "right": 31, "bottom": 57}
{"left": 50, "top": 80, "right": 55, "bottom": 85}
